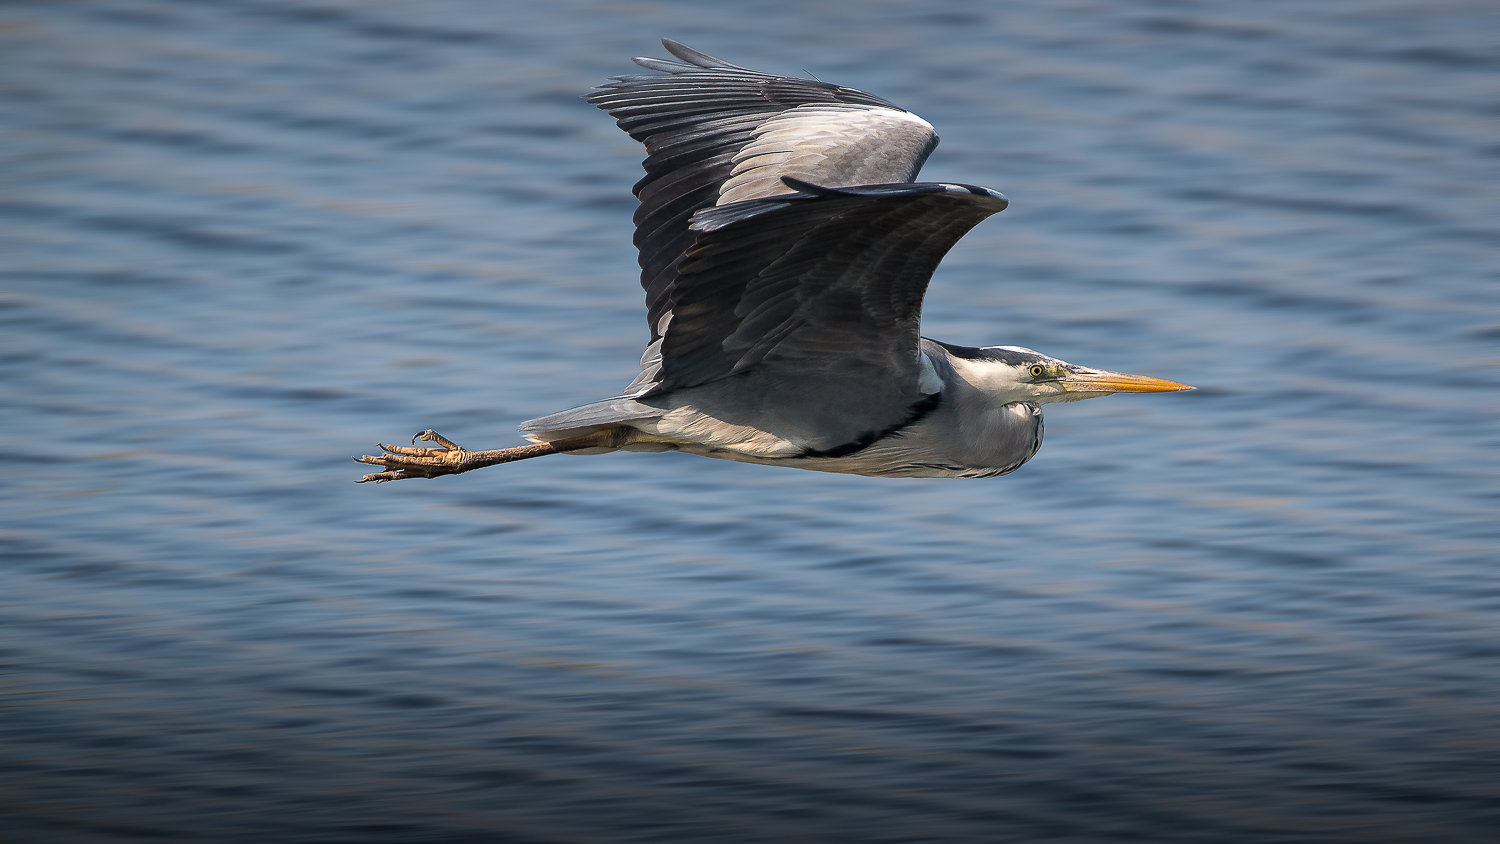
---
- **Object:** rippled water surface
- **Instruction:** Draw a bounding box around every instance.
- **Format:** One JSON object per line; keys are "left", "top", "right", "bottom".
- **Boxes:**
{"left": 4, "top": 1, "right": 1497, "bottom": 841}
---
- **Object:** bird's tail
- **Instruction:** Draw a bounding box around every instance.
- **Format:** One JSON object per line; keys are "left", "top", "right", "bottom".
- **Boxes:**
{"left": 519, "top": 397, "right": 666, "bottom": 453}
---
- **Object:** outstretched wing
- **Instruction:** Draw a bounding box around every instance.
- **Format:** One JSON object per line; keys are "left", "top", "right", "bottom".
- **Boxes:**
{"left": 589, "top": 39, "right": 940, "bottom": 340}
{"left": 643, "top": 180, "right": 1007, "bottom": 452}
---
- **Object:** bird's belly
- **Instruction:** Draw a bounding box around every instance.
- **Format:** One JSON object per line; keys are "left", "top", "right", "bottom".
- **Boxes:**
{"left": 627, "top": 406, "right": 805, "bottom": 458}
{"left": 623, "top": 411, "right": 1021, "bottom": 479}
{"left": 777, "top": 437, "right": 1027, "bottom": 478}
{"left": 688, "top": 446, "right": 1022, "bottom": 479}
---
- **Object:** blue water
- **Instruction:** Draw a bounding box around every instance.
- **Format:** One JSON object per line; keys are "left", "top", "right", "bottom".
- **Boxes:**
{"left": 3, "top": 1, "right": 1497, "bottom": 841}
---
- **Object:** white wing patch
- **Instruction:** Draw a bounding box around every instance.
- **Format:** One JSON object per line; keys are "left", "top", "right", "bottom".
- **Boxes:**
{"left": 918, "top": 351, "right": 944, "bottom": 395}
{"left": 717, "top": 105, "right": 936, "bottom": 205}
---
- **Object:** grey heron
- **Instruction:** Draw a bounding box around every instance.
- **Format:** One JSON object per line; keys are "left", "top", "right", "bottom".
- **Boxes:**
{"left": 355, "top": 39, "right": 1191, "bottom": 482}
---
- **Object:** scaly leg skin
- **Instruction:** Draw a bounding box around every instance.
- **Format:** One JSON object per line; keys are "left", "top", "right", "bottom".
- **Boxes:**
{"left": 354, "top": 429, "right": 563, "bottom": 483}
{"left": 354, "top": 428, "right": 626, "bottom": 483}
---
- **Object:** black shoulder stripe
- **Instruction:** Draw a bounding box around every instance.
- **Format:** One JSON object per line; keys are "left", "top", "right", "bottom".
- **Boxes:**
{"left": 932, "top": 339, "right": 987, "bottom": 360}
{"left": 798, "top": 391, "right": 943, "bottom": 459}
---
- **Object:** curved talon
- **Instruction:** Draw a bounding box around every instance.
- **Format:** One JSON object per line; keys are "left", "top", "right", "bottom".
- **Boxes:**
{"left": 363, "top": 469, "right": 416, "bottom": 483}
{"left": 411, "top": 429, "right": 446, "bottom": 446}
{"left": 355, "top": 428, "right": 572, "bottom": 484}
{"left": 351, "top": 432, "right": 475, "bottom": 483}
{"left": 414, "top": 430, "right": 462, "bottom": 451}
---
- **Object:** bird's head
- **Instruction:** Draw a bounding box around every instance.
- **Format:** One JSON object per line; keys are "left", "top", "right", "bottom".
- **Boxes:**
{"left": 944, "top": 344, "right": 1193, "bottom": 405}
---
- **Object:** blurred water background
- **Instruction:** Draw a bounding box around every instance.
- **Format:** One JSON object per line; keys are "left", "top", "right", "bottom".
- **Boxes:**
{"left": 3, "top": 1, "right": 1497, "bottom": 841}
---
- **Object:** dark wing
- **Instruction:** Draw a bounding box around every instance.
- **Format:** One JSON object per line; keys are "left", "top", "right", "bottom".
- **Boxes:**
{"left": 589, "top": 39, "right": 940, "bottom": 340}
{"left": 646, "top": 180, "right": 1007, "bottom": 452}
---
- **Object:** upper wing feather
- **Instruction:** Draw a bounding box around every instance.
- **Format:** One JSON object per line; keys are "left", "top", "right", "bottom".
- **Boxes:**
{"left": 589, "top": 39, "right": 940, "bottom": 340}
{"left": 637, "top": 180, "right": 1007, "bottom": 450}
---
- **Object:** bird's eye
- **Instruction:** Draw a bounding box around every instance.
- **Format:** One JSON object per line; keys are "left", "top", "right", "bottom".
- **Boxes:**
{"left": 1029, "top": 364, "right": 1046, "bottom": 379}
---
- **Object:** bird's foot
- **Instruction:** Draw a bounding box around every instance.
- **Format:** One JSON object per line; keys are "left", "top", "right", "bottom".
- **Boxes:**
{"left": 354, "top": 429, "right": 475, "bottom": 483}
{"left": 354, "top": 430, "right": 573, "bottom": 483}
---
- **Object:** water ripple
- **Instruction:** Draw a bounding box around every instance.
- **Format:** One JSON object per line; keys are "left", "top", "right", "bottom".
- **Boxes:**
{"left": 2, "top": 1, "right": 1496, "bottom": 842}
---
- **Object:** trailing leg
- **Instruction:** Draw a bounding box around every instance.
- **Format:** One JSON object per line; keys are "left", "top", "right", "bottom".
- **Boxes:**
{"left": 354, "top": 428, "right": 620, "bottom": 483}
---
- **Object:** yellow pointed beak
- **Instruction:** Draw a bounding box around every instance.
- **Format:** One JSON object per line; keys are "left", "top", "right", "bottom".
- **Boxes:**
{"left": 1061, "top": 368, "right": 1194, "bottom": 395}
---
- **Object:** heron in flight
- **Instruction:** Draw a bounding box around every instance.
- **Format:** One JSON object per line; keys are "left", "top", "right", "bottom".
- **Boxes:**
{"left": 356, "top": 39, "right": 1190, "bottom": 482}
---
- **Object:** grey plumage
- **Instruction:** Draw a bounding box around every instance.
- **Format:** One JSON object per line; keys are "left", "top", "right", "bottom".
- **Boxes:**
{"left": 355, "top": 40, "right": 1190, "bottom": 484}
{"left": 587, "top": 39, "right": 940, "bottom": 342}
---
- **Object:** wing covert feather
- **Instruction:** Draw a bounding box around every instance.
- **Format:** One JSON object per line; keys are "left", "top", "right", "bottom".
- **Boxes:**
{"left": 589, "top": 40, "right": 940, "bottom": 340}
{"left": 659, "top": 180, "right": 1008, "bottom": 393}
